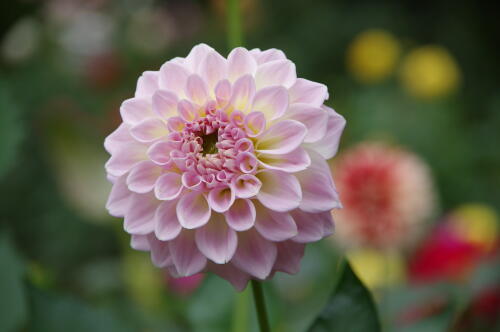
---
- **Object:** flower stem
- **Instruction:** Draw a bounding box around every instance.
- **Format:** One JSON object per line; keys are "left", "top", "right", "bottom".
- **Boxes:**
{"left": 226, "top": 0, "right": 243, "bottom": 49}
{"left": 251, "top": 280, "right": 270, "bottom": 332}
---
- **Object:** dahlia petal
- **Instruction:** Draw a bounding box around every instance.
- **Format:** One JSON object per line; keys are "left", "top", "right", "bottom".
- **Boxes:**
{"left": 230, "top": 75, "right": 256, "bottom": 112}
{"left": 291, "top": 209, "right": 333, "bottom": 243}
{"left": 155, "top": 172, "right": 183, "bottom": 200}
{"left": 207, "top": 185, "right": 235, "bottom": 213}
{"left": 104, "top": 123, "right": 134, "bottom": 155}
{"left": 147, "top": 141, "right": 175, "bottom": 165}
{"left": 155, "top": 200, "right": 182, "bottom": 241}
{"left": 195, "top": 213, "right": 237, "bottom": 264}
{"left": 105, "top": 142, "right": 147, "bottom": 177}
{"left": 124, "top": 193, "right": 159, "bottom": 235}
{"left": 296, "top": 150, "right": 341, "bottom": 213}
{"left": 250, "top": 48, "right": 286, "bottom": 64}
{"left": 130, "top": 234, "right": 150, "bottom": 251}
{"left": 152, "top": 90, "right": 178, "bottom": 119}
{"left": 176, "top": 191, "right": 211, "bottom": 229}
{"left": 129, "top": 118, "right": 168, "bottom": 142}
{"left": 208, "top": 262, "right": 250, "bottom": 291}
{"left": 200, "top": 50, "right": 228, "bottom": 94}
{"left": 254, "top": 202, "right": 298, "bottom": 241}
{"left": 215, "top": 79, "right": 232, "bottom": 108}
{"left": 256, "top": 170, "right": 302, "bottom": 212}
{"left": 181, "top": 172, "right": 202, "bottom": 190}
{"left": 252, "top": 85, "right": 289, "bottom": 120}
{"left": 244, "top": 111, "right": 266, "bottom": 137}
{"left": 232, "top": 229, "right": 277, "bottom": 279}
{"left": 159, "top": 61, "right": 190, "bottom": 97}
{"left": 227, "top": 47, "right": 257, "bottom": 82}
{"left": 166, "top": 116, "right": 186, "bottom": 132}
{"left": 224, "top": 199, "right": 256, "bottom": 231}
{"left": 258, "top": 147, "right": 311, "bottom": 173}
{"left": 185, "top": 43, "right": 214, "bottom": 73}
{"left": 135, "top": 71, "right": 159, "bottom": 98}
{"left": 236, "top": 151, "right": 258, "bottom": 173}
{"left": 186, "top": 74, "right": 209, "bottom": 105}
{"left": 304, "top": 106, "right": 346, "bottom": 159}
{"left": 255, "top": 120, "right": 307, "bottom": 155}
{"left": 178, "top": 99, "right": 199, "bottom": 122}
{"left": 232, "top": 174, "right": 262, "bottom": 198}
{"left": 285, "top": 103, "right": 328, "bottom": 143}
{"left": 120, "top": 98, "right": 154, "bottom": 125}
{"left": 169, "top": 231, "right": 207, "bottom": 276}
{"left": 274, "top": 240, "right": 305, "bottom": 274}
{"left": 106, "top": 175, "right": 132, "bottom": 217}
{"left": 127, "top": 160, "right": 163, "bottom": 193}
{"left": 289, "top": 78, "right": 328, "bottom": 107}
{"left": 148, "top": 235, "right": 173, "bottom": 267}
{"left": 255, "top": 59, "right": 296, "bottom": 89}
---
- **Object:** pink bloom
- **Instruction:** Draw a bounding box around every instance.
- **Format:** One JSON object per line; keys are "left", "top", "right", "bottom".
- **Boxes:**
{"left": 165, "top": 273, "right": 204, "bottom": 296}
{"left": 105, "top": 44, "right": 345, "bottom": 290}
{"left": 332, "top": 143, "right": 435, "bottom": 249}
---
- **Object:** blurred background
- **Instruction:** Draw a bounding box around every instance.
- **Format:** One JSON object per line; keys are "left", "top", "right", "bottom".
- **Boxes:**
{"left": 0, "top": 0, "right": 499, "bottom": 331}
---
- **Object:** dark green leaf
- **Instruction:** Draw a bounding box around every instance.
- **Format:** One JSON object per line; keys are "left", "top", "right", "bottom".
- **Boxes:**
{"left": 308, "top": 260, "right": 381, "bottom": 332}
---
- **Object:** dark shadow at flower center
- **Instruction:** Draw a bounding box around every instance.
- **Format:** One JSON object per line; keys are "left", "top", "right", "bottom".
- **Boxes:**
{"left": 201, "top": 132, "right": 218, "bottom": 155}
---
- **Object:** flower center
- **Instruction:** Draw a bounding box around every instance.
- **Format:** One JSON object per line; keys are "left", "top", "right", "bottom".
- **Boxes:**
{"left": 201, "top": 132, "right": 219, "bottom": 156}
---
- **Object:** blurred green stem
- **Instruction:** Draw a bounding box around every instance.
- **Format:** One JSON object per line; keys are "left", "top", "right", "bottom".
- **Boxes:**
{"left": 232, "top": 287, "right": 250, "bottom": 332}
{"left": 227, "top": 0, "right": 243, "bottom": 49}
{"left": 251, "top": 280, "right": 270, "bottom": 332}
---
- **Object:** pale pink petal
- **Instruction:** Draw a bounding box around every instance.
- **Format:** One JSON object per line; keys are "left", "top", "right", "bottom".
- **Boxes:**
{"left": 147, "top": 141, "right": 175, "bottom": 165}
{"left": 105, "top": 142, "right": 147, "bottom": 177}
{"left": 273, "top": 240, "right": 305, "bottom": 274}
{"left": 227, "top": 47, "right": 257, "bottom": 81}
{"left": 229, "top": 75, "right": 256, "bottom": 112}
{"left": 166, "top": 116, "right": 186, "bottom": 132}
{"left": 207, "top": 185, "right": 235, "bottom": 213}
{"left": 289, "top": 78, "right": 328, "bottom": 107}
{"left": 130, "top": 234, "right": 150, "bottom": 251}
{"left": 120, "top": 98, "right": 154, "bottom": 125}
{"left": 224, "top": 199, "right": 256, "bottom": 231}
{"left": 195, "top": 213, "right": 237, "bottom": 264}
{"left": 152, "top": 90, "right": 178, "bottom": 119}
{"left": 296, "top": 150, "right": 341, "bottom": 213}
{"left": 232, "top": 229, "right": 277, "bottom": 279}
{"left": 185, "top": 74, "right": 209, "bottom": 105}
{"left": 135, "top": 71, "right": 159, "bottom": 98}
{"left": 177, "top": 99, "right": 199, "bottom": 122}
{"left": 159, "top": 61, "right": 190, "bottom": 97}
{"left": 256, "top": 170, "right": 301, "bottom": 212}
{"left": 254, "top": 202, "right": 298, "bottom": 241}
{"left": 199, "top": 50, "right": 227, "bottom": 94}
{"left": 176, "top": 191, "right": 211, "bottom": 229}
{"left": 127, "top": 160, "right": 163, "bottom": 193}
{"left": 169, "top": 231, "right": 207, "bottom": 276}
{"left": 215, "top": 79, "right": 232, "bottom": 108}
{"left": 232, "top": 174, "right": 262, "bottom": 198}
{"left": 208, "top": 262, "right": 250, "bottom": 291}
{"left": 181, "top": 172, "right": 202, "bottom": 190}
{"left": 258, "top": 147, "right": 311, "bottom": 173}
{"left": 106, "top": 175, "right": 132, "bottom": 217}
{"left": 185, "top": 43, "right": 214, "bottom": 73}
{"left": 255, "top": 120, "right": 306, "bottom": 155}
{"left": 285, "top": 103, "right": 328, "bottom": 143}
{"left": 255, "top": 59, "right": 296, "bottom": 89}
{"left": 148, "top": 234, "right": 173, "bottom": 267}
{"left": 155, "top": 199, "right": 182, "bottom": 241}
{"left": 124, "top": 193, "right": 159, "bottom": 235}
{"left": 250, "top": 48, "right": 286, "bottom": 64}
{"left": 252, "top": 86, "right": 289, "bottom": 120}
{"left": 129, "top": 118, "right": 168, "bottom": 142}
{"left": 291, "top": 209, "right": 333, "bottom": 243}
{"left": 244, "top": 111, "right": 266, "bottom": 137}
{"left": 236, "top": 152, "right": 258, "bottom": 173}
{"left": 304, "top": 106, "right": 346, "bottom": 159}
{"left": 104, "top": 124, "right": 134, "bottom": 156}
{"left": 155, "top": 172, "right": 183, "bottom": 200}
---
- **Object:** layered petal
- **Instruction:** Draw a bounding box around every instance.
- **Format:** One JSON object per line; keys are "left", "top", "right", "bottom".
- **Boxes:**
{"left": 255, "top": 59, "right": 296, "bottom": 89}
{"left": 106, "top": 175, "right": 132, "bottom": 217}
{"left": 255, "top": 120, "right": 306, "bottom": 155}
{"left": 227, "top": 47, "right": 257, "bottom": 82}
{"left": 258, "top": 147, "right": 311, "bottom": 173}
{"left": 159, "top": 61, "right": 190, "bottom": 97}
{"left": 169, "top": 231, "right": 207, "bottom": 276}
{"left": 291, "top": 209, "right": 334, "bottom": 243}
{"left": 124, "top": 193, "right": 159, "bottom": 235}
{"left": 176, "top": 191, "right": 211, "bottom": 229}
{"left": 127, "top": 160, "right": 163, "bottom": 193}
{"left": 229, "top": 75, "right": 256, "bottom": 112}
{"left": 224, "top": 199, "right": 256, "bottom": 231}
{"left": 135, "top": 71, "right": 159, "bottom": 98}
{"left": 232, "top": 229, "right": 277, "bottom": 279}
{"left": 120, "top": 98, "right": 154, "bottom": 126}
{"left": 289, "top": 78, "right": 328, "bottom": 107}
{"left": 273, "top": 240, "right": 305, "bottom": 274}
{"left": 155, "top": 199, "right": 182, "bottom": 241}
{"left": 304, "top": 106, "right": 346, "bottom": 159}
{"left": 152, "top": 90, "right": 178, "bottom": 119}
{"left": 130, "top": 118, "right": 168, "bottom": 142}
{"left": 254, "top": 202, "right": 298, "bottom": 241}
{"left": 285, "top": 103, "right": 328, "bottom": 143}
{"left": 256, "top": 170, "right": 302, "bottom": 212}
{"left": 195, "top": 213, "right": 237, "bottom": 264}
{"left": 155, "top": 173, "right": 183, "bottom": 200}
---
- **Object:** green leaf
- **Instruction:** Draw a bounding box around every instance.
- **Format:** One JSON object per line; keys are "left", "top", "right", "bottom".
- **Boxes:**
{"left": 0, "top": 233, "right": 27, "bottom": 332}
{"left": 308, "top": 260, "right": 381, "bottom": 332}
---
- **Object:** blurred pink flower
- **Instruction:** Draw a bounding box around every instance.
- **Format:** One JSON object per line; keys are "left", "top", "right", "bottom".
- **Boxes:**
{"left": 166, "top": 273, "right": 204, "bottom": 296}
{"left": 104, "top": 44, "right": 345, "bottom": 290}
{"left": 332, "top": 143, "right": 435, "bottom": 249}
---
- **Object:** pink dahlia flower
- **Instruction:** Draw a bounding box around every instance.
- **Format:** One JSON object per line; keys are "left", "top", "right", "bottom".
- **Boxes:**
{"left": 105, "top": 44, "right": 345, "bottom": 290}
{"left": 332, "top": 142, "right": 435, "bottom": 250}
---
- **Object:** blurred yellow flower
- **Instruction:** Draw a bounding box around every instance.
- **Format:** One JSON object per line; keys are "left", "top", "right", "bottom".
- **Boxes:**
{"left": 449, "top": 204, "right": 498, "bottom": 252}
{"left": 347, "top": 249, "right": 405, "bottom": 290}
{"left": 347, "top": 29, "right": 401, "bottom": 83}
{"left": 400, "top": 45, "right": 461, "bottom": 99}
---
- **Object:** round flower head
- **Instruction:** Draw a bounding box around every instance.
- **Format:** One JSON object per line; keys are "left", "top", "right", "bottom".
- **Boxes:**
{"left": 105, "top": 44, "right": 345, "bottom": 290}
{"left": 332, "top": 142, "right": 435, "bottom": 250}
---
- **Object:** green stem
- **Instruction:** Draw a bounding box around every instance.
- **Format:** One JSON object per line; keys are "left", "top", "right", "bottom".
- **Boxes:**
{"left": 251, "top": 280, "right": 270, "bottom": 332}
{"left": 226, "top": 0, "right": 243, "bottom": 49}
